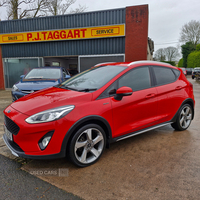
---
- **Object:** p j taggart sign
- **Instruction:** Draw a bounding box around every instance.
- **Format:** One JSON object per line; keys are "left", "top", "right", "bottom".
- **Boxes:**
{"left": 0, "top": 24, "right": 125, "bottom": 44}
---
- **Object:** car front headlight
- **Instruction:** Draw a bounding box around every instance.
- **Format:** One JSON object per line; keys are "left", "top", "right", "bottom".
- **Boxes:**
{"left": 25, "top": 105, "right": 75, "bottom": 124}
{"left": 12, "top": 85, "right": 19, "bottom": 92}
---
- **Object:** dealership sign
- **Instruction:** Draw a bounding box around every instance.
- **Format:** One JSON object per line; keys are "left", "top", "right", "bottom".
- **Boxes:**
{"left": 0, "top": 24, "right": 125, "bottom": 44}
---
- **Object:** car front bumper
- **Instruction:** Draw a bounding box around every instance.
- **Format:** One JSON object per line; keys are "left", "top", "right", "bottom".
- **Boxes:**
{"left": 3, "top": 105, "right": 75, "bottom": 159}
{"left": 3, "top": 134, "right": 65, "bottom": 159}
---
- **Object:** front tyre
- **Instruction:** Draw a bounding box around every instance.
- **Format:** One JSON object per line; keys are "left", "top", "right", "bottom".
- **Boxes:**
{"left": 171, "top": 104, "right": 193, "bottom": 131}
{"left": 69, "top": 124, "right": 106, "bottom": 167}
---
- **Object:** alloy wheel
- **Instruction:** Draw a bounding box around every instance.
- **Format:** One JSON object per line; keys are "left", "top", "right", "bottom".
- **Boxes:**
{"left": 179, "top": 105, "right": 192, "bottom": 129}
{"left": 74, "top": 128, "right": 104, "bottom": 164}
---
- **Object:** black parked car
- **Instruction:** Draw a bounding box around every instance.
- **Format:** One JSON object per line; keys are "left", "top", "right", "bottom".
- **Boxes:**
{"left": 192, "top": 68, "right": 200, "bottom": 79}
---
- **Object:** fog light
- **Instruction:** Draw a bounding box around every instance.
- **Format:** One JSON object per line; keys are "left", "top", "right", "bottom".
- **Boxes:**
{"left": 39, "top": 131, "right": 54, "bottom": 150}
{"left": 42, "top": 136, "right": 51, "bottom": 148}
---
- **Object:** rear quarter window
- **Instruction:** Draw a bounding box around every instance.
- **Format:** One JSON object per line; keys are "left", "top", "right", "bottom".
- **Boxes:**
{"left": 153, "top": 66, "right": 177, "bottom": 86}
{"left": 172, "top": 69, "right": 180, "bottom": 77}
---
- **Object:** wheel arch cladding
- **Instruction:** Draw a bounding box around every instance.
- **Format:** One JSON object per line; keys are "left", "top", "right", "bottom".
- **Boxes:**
{"left": 61, "top": 115, "right": 112, "bottom": 156}
{"left": 172, "top": 98, "right": 195, "bottom": 123}
{"left": 183, "top": 99, "right": 195, "bottom": 120}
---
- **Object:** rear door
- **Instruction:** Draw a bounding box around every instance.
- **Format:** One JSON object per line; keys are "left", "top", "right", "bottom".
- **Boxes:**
{"left": 152, "top": 66, "right": 184, "bottom": 123}
{"left": 111, "top": 66, "right": 158, "bottom": 138}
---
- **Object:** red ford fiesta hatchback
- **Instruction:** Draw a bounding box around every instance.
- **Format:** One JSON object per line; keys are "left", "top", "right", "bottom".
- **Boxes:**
{"left": 3, "top": 61, "right": 195, "bottom": 167}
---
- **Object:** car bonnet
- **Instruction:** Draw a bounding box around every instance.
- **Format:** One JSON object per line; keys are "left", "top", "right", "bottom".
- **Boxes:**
{"left": 10, "top": 87, "right": 93, "bottom": 116}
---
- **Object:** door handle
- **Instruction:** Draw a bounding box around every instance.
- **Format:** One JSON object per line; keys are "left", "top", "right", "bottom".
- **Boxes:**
{"left": 145, "top": 93, "right": 156, "bottom": 99}
{"left": 175, "top": 86, "right": 182, "bottom": 90}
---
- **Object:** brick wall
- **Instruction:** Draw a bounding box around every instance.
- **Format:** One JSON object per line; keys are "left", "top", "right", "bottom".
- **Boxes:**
{"left": 125, "top": 5, "right": 149, "bottom": 62}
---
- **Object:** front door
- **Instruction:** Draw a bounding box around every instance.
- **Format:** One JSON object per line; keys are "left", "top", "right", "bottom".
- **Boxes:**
{"left": 111, "top": 66, "right": 158, "bottom": 138}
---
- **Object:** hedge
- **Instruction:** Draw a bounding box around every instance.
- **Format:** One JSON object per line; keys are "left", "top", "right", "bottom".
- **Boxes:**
{"left": 178, "top": 58, "right": 183, "bottom": 67}
{"left": 187, "top": 50, "right": 200, "bottom": 68}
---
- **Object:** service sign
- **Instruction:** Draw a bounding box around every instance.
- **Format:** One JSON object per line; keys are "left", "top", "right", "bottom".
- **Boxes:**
{"left": 0, "top": 24, "right": 125, "bottom": 44}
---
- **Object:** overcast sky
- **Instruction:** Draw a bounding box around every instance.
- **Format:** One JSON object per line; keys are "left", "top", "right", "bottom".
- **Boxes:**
{"left": 0, "top": 0, "right": 199, "bottom": 53}
{"left": 73, "top": 0, "right": 200, "bottom": 53}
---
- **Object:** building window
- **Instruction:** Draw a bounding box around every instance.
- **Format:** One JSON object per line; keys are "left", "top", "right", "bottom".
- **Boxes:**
{"left": 3, "top": 58, "right": 43, "bottom": 88}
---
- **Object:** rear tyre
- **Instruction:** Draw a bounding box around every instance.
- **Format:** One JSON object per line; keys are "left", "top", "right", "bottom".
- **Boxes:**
{"left": 171, "top": 104, "right": 193, "bottom": 131}
{"left": 69, "top": 124, "right": 106, "bottom": 167}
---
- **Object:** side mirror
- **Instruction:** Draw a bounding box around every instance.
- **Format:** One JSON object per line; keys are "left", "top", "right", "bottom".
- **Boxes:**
{"left": 65, "top": 75, "right": 71, "bottom": 79}
{"left": 20, "top": 75, "right": 25, "bottom": 79}
{"left": 114, "top": 86, "right": 133, "bottom": 101}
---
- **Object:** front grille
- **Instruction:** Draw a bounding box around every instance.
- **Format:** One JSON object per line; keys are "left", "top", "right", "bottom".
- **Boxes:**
{"left": 4, "top": 115, "right": 20, "bottom": 135}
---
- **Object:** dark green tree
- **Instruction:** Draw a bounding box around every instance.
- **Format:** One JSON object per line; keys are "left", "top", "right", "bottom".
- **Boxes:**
{"left": 181, "top": 42, "right": 196, "bottom": 68}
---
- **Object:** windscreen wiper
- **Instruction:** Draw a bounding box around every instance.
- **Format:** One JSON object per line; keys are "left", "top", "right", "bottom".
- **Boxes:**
{"left": 58, "top": 85, "right": 78, "bottom": 91}
{"left": 77, "top": 88, "right": 97, "bottom": 92}
{"left": 57, "top": 85, "right": 97, "bottom": 92}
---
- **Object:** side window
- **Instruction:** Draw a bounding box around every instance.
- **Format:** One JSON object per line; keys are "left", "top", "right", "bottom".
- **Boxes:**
{"left": 153, "top": 66, "right": 176, "bottom": 86}
{"left": 118, "top": 66, "right": 151, "bottom": 91}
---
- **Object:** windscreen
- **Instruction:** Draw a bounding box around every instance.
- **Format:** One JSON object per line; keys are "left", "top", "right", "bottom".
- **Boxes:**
{"left": 59, "top": 65, "right": 126, "bottom": 91}
{"left": 25, "top": 68, "right": 61, "bottom": 79}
